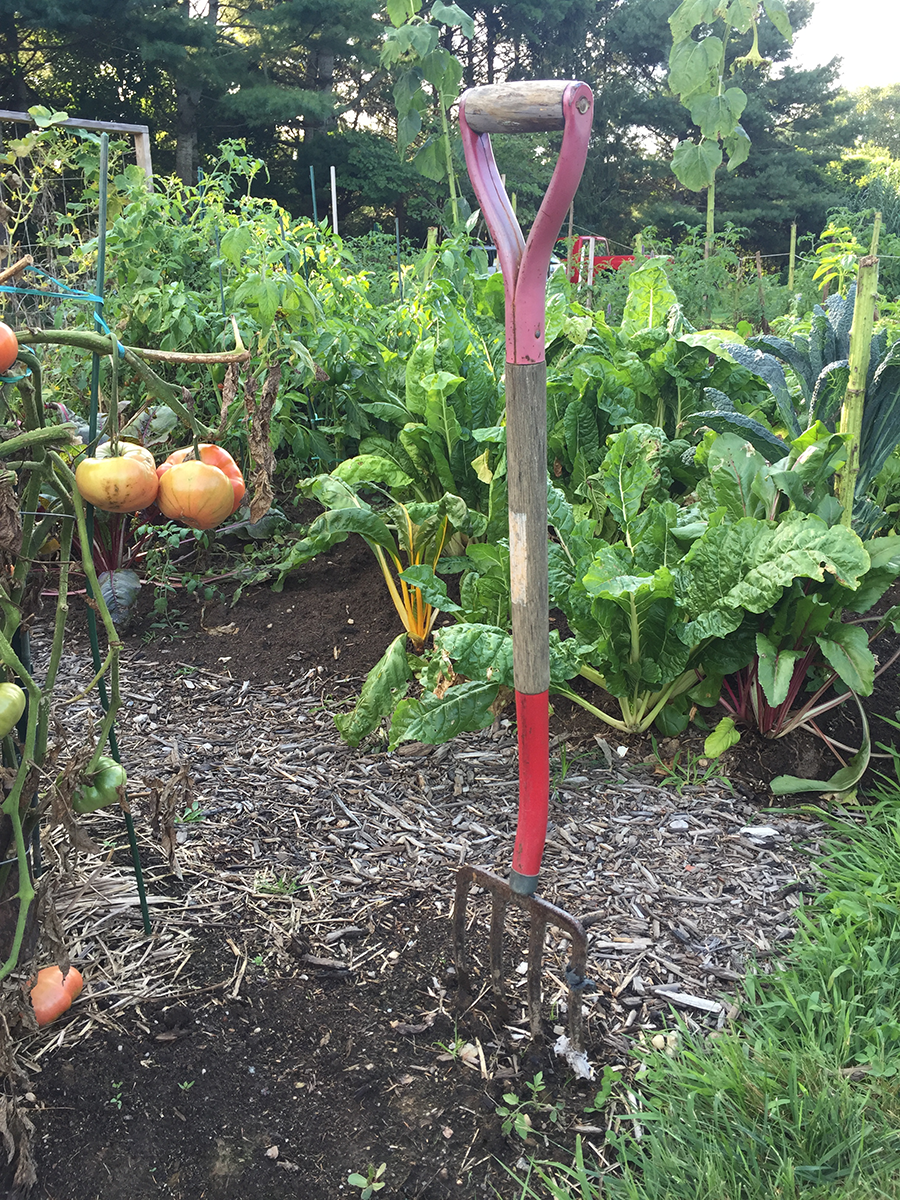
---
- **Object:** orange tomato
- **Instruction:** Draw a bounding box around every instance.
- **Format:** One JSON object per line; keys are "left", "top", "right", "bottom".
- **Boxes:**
{"left": 158, "top": 444, "right": 245, "bottom": 515}
{"left": 0, "top": 320, "right": 19, "bottom": 374}
{"left": 74, "top": 441, "right": 159, "bottom": 513}
{"left": 30, "top": 965, "right": 84, "bottom": 1027}
{"left": 156, "top": 459, "right": 236, "bottom": 530}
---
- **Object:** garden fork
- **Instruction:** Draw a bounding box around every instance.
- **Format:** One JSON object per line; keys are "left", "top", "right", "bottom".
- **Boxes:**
{"left": 452, "top": 81, "right": 594, "bottom": 1049}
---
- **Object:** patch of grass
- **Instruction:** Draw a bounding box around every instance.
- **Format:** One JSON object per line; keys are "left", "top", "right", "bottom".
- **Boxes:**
{"left": 505, "top": 794, "right": 900, "bottom": 1199}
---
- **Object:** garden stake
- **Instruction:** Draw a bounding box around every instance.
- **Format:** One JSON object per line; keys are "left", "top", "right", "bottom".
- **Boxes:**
{"left": 454, "top": 81, "right": 594, "bottom": 1047}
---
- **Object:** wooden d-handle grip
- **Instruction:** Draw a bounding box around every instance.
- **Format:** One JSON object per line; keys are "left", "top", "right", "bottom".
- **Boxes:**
{"left": 460, "top": 80, "right": 585, "bottom": 134}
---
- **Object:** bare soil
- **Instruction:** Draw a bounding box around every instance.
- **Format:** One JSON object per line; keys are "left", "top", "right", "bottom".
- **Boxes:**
{"left": 10, "top": 535, "right": 900, "bottom": 1200}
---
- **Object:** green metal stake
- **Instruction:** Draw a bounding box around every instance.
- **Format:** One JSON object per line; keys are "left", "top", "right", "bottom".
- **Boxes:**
{"left": 84, "top": 133, "right": 152, "bottom": 935}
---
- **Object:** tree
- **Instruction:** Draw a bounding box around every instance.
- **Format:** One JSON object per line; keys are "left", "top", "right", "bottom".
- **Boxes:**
{"left": 0, "top": 0, "right": 384, "bottom": 185}
{"left": 852, "top": 85, "right": 900, "bottom": 161}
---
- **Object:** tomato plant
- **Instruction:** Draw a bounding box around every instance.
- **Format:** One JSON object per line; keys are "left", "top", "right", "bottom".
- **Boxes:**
{"left": 74, "top": 441, "right": 159, "bottom": 514}
{"left": 30, "top": 965, "right": 84, "bottom": 1027}
{"left": 72, "top": 755, "right": 127, "bottom": 814}
{"left": 0, "top": 320, "right": 19, "bottom": 373}
{"left": 0, "top": 681, "right": 26, "bottom": 737}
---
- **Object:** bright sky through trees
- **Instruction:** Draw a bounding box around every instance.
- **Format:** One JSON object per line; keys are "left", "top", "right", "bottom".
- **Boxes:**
{"left": 791, "top": 0, "right": 899, "bottom": 89}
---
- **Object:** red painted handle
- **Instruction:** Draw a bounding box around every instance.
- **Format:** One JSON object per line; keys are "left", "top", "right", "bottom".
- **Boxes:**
{"left": 459, "top": 81, "right": 593, "bottom": 364}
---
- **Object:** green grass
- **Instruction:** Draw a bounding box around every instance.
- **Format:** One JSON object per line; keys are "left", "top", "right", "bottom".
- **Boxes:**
{"left": 505, "top": 791, "right": 900, "bottom": 1199}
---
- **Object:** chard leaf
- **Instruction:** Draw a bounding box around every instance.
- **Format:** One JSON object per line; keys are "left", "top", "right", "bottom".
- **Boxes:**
{"left": 756, "top": 631, "right": 803, "bottom": 706}
{"left": 301, "top": 473, "right": 368, "bottom": 510}
{"left": 831, "top": 536, "right": 900, "bottom": 613}
{"left": 771, "top": 695, "right": 869, "bottom": 795}
{"left": 601, "top": 425, "right": 664, "bottom": 537}
{"left": 549, "top": 632, "right": 583, "bottom": 683}
{"left": 389, "top": 680, "right": 500, "bottom": 748}
{"left": 434, "top": 623, "right": 512, "bottom": 685}
{"left": 334, "top": 635, "right": 411, "bottom": 748}
{"left": 621, "top": 260, "right": 679, "bottom": 334}
{"left": 678, "top": 515, "right": 870, "bottom": 642}
{"left": 98, "top": 569, "right": 141, "bottom": 628}
{"left": 704, "top": 433, "right": 767, "bottom": 519}
{"left": 704, "top": 717, "right": 740, "bottom": 758}
{"left": 816, "top": 622, "right": 874, "bottom": 696}
{"left": 306, "top": 506, "right": 399, "bottom": 557}
{"left": 332, "top": 454, "right": 413, "bottom": 488}
{"left": 397, "top": 565, "right": 462, "bottom": 612}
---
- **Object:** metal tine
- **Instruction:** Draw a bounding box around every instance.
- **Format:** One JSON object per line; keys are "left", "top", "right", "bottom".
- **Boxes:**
{"left": 452, "top": 865, "right": 592, "bottom": 1050}
{"left": 526, "top": 912, "right": 547, "bottom": 1039}
{"left": 489, "top": 887, "right": 508, "bottom": 997}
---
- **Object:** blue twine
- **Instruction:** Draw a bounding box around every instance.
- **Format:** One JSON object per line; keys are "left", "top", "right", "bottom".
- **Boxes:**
{"left": 0, "top": 367, "right": 32, "bottom": 383}
{"left": 0, "top": 263, "right": 125, "bottom": 355}
{"left": 0, "top": 264, "right": 103, "bottom": 305}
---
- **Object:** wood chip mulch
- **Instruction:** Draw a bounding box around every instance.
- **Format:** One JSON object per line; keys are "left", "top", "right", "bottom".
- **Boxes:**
{"left": 18, "top": 623, "right": 832, "bottom": 1068}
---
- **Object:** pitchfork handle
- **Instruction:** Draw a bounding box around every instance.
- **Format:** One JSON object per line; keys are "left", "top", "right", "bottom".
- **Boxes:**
{"left": 461, "top": 81, "right": 583, "bottom": 134}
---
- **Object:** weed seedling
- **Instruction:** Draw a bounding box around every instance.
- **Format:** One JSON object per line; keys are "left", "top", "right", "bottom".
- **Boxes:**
{"left": 109, "top": 1082, "right": 123, "bottom": 1109}
{"left": 347, "top": 1162, "right": 386, "bottom": 1198}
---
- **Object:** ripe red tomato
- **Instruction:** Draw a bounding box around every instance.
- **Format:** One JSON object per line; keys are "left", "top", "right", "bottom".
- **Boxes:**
{"left": 74, "top": 441, "right": 159, "bottom": 513}
{"left": 158, "top": 444, "right": 245, "bottom": 515}
{"left": 0, "top": 320, "right": 19, "bottom": 374}
{"left": 156, "top": 459, "right": 235, "bottom": 530}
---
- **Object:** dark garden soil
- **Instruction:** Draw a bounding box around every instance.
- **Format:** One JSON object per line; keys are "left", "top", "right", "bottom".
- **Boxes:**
{"left": 9, "top": 534, "right": 900, "bottom": 1200}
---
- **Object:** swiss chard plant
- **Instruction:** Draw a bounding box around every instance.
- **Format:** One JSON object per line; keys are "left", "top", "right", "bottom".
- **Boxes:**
{"left": 696, "top": 430, "right": 900, "bottom": 786}
{"left": 270, "top": 469, "right": 477, "bottom": 650}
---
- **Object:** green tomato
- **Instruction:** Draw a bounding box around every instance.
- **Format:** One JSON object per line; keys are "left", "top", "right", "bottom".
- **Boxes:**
{"left": 0, "top": 682, "right": 25, "bottom": 738}
{"left": 72, "top": 755, "right": 127, "bottom": 814}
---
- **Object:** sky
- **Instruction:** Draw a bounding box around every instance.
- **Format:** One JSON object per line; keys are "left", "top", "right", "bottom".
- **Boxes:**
{"left": 789, "top": 0, "right": 899, "bottom": 91}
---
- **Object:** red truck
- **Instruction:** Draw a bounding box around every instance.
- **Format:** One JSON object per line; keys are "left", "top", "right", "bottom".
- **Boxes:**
{"left": 567, "top": 235, "right": 634, "bottom": 285}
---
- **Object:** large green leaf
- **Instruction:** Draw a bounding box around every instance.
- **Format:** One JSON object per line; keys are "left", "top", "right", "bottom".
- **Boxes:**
{"left": 671, "top": 138, "right": 723, "bottom": 191}
{"left": 334, "top": 635, "right": 411, "bottom": 748}
{"left": 397, "top": 565, "right": 462, "bottom": 612}
{"left": 435, "top": 623, "right": 513, "bottom": 685}
{"left": 430, "top": 0, "right": 475, "bottom": 38}
{"left": 601, "top": 425, "right": 665, "bottom": 536}
{"left": 423, "top": 370, "right": 464, "bottom": 455}
{"left": 621, "top": 260, "right": 679, "bottom": 334}
{"left": 688, "top": 389, "right": 790, "bottom": 459}
{"left": 678, "top": 515, "right": 871, "bottom": 642}
{"left": 724, "top": 123, "right": 751, "bottom": 172}
{"left": 668, "top": 35, "right": 723, "bottom": 101}
{"left": 763, "top": 0, "right": 793, "bottom": 43}
{"left": 332, "top": 454, "right": 413, "bottom": 489}
{"left": 816, "top": 621, "right": 874, "bottom": 696}
{"left": 859, "top": 341, "right": 900, "bottom": 491}
{"left": 669, "top": 0, "right": 718, "bottom": 42}
{"left": 689, "top": 88, "right": 746, "bottom": 139}
{"left": 389, "top": 680, "right": 500, "bottom": 749}
{"left": 405, "top": 338, "right": 435, "bottom": 415}
{"left": 703, "top": 432, "right": 767, "bottom": 519}
{"left": 306, "top": 506, "right": 399, "bottom": 557}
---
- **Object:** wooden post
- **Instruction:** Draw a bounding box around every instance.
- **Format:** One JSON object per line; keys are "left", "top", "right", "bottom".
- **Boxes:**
{"left": 788, "top": 221, "right": 797, "bottom": 292}
{"left": 755, "top": 250, "right": 769, "bottom": 333}
{"left": 0, "top": 109, "right": 153, "bottom": 187}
